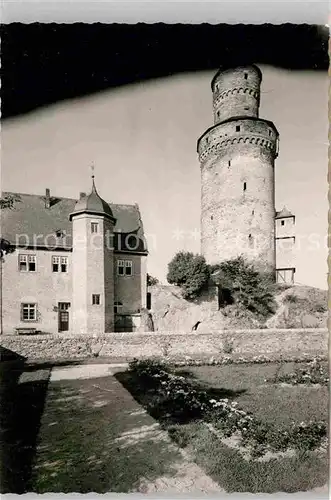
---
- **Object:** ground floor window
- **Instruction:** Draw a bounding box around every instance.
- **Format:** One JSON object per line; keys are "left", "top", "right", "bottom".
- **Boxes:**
{"left": 21, "top": 303, "right": 37, "bottom": 321}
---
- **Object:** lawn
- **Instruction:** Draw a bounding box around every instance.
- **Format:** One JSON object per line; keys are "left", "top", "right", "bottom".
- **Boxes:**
{"left": 178, "top": 362, "right": 329, "bottom": 426}
{"left": 117, "top": 360, "right": 329, "bottom": 493}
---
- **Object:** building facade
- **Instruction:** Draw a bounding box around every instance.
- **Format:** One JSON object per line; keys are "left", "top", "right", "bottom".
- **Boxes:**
{"left": 0, "top": 179, "right": 148, "bottom": 335}
{"left": 275, "top": 206, "right": 296, "bottom": 284}
{"left": 198, "top": 64, "right": 294, "bottom": 282}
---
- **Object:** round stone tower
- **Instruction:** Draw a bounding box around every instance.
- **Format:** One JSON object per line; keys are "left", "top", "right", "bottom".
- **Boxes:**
{"left": 197, "top": 64, "right": 279, "bottom": 275}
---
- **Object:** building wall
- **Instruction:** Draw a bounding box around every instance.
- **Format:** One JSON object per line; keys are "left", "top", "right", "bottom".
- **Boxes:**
{"left": 212, "top": 66, "right": 261, "bottom": 123}
{"left": 114, "top": 252, "right": 144, "bottom": 314}
{"left": 275, "top": 217, "right": 296, "bottom": 270}
{"left": 200, "top": 139, "right": 276, "bottom": 273}
{"left": 199, "top": 66, "right": 278, "bottom": 275}
{"left": 1, "top": 248, "right": 72, "bottom": 334}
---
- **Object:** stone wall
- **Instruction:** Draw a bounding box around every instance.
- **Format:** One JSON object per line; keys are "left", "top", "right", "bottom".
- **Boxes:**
{"left": 0, "top": 328, "right": 327, "bottom": 362}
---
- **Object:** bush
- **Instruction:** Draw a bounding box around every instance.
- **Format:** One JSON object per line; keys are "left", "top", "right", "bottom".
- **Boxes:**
{"left": 147, "top": 273, "right": 159, "bottom": 286}
{"left": 284, "top": 294, "right": 298, "bottom": 303}
{"left": 266, "top": 359, "right": 329, "bottom": 386}
{"left": 211, "top": 256, "right": 276, "bottom": 317}
{"left": 167, "top": 251, "right": 210, "bottom": 300}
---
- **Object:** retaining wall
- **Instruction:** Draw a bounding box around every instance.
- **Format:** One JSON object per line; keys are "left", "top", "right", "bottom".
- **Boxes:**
{"left": 0, "top": 328, "right": 328, "bottom": 362}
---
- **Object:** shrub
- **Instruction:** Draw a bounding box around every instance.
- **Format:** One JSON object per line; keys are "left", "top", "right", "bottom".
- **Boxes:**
{"left": 284, "top": 294, "right": 298, "bottom": 303}
{"left": 265, "top": 359, "right": 329, "bottom": 386}
{"left": 127, "top": 358, "right": 327, "bottom": 458}
{"left": 167, "top": 251, "right": 210, "bottom": 300}
{"left": 211, "top": 256, "right": 277, "bottom": 317}
{"left": 147, "top": 273, "right": 159, "bottom": 286}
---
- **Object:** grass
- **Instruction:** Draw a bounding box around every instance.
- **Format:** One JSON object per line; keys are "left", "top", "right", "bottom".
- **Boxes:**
{"left": 118, "top": 361, "right": 328, "bottom": 493}
{"left": 180, "top": 363, "right": 329, "bottom": 426}
{"left": 170, "top": 423, "right": 328, "bottom": 493}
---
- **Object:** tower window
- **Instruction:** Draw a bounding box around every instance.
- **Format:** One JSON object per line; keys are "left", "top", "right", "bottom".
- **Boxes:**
{"left": 236, "top": 126, "right": 240, "bottom": 132}
{"left": 92, "top": 294, "right": 100, "bottom": 305}
{"left": 248, "top": 234, "right": 254, "bottom": 247}
{"left": 211, "top": 215, "right": 214, "bottom": 220}
{"left": 117, "top": 259, "right": 133, "bottom": 276}
{"left": 281, "top": 220, "right": 285, "bottom": 226}
{"left": 243, "top": 182, "right": 247, "bottom": 191}
{"left": 228, "top": 160, "right": 231, "bottom": 167}
{"left": 91, "top": 222, "right": 99, "bottom": 233}
{"left": 114, "top": 301, "right": 123, "bottom": 314}
{"left": 252, "top": 210, "right": 254, "bottom": 215}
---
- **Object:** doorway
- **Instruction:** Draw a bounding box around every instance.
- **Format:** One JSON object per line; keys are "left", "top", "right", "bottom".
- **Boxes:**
{"left": 58, "top": 302, "right": 70, "bottom": 332}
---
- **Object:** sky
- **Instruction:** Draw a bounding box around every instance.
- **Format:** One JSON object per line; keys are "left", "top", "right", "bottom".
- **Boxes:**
{"left": 2, "top": 65, "right": 328, "bottom": 289}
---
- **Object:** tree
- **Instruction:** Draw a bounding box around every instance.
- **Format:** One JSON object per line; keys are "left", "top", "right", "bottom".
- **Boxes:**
{"left": 211, "top": 256, "right": 276, "bottom": 317}
{"left": 167, "top": 251, "right": 210, "bottom": 300}
{"left": 0, "top": 194, "right": 21, "bottom": 210}
{"left": 147, "top": 273, "right": 159, "bottom": 286}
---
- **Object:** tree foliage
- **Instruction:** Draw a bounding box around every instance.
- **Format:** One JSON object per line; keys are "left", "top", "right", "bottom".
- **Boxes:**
{"left": 147, "top": 273, "right": 159, "bottom": 286}
{"left": 0, "top": 194, "right": 21, "bottom": 210}
{"left": 211, "top": 256, "right": 276, "bottom": 317}
{"left": 167, "top": 251, "right": 210, "bottom": 300}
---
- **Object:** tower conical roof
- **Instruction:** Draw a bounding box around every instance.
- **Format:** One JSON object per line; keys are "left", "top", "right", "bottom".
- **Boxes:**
{"left": 275, "top": 206, "right": 295, "bottom": 219}
{"left": 69, "top": 176, "right": 115, "bottom": 221}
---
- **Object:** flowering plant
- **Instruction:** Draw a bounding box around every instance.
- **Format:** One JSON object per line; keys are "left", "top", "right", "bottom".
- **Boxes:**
{"left": 265, "top": 358, "right": 329, "bottom": 385}
{"left": 129, "top": 358, "right": 327, "bottom": 456}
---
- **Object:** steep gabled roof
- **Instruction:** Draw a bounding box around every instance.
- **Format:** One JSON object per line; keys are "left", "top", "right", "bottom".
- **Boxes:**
{"left": 0, "top": 191, "right": 148, "bottom": 254}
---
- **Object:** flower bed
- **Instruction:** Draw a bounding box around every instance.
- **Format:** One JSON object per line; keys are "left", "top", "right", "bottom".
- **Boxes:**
{"left": 163, "top": 353, "right": 328, "bottom": 367}
{"left": 265, "top": 358, "right": 329, "bottom": 386}
{"left": 129, "top": 358, "right": 328, "bottom": 459}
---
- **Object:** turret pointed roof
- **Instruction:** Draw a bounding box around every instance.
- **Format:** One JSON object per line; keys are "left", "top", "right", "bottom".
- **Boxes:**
{"left": 69, "top": 175, "right": 115, "bottom": 222}
{"left": 275, "top": 206, "right": 295, "bottom": 219}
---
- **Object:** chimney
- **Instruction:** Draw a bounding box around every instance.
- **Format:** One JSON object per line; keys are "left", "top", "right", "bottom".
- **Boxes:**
{"left": 45, "top": 188, "right": 50, "bottom": 208}
{"left": 80, "top": 192, "right": 86, "bottom": 199}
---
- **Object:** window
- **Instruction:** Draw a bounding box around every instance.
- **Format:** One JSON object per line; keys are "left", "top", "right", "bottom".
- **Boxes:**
{"left": 92, "top": 294, "right": 100, "bottom": 305}
{"left": 236, "top": 125, "right": 240, "bottom": 132}
{"left": 244, "top": 72, "right": 248, "bottom": 80}
{"left": 243, "top": 182, "right": 247, "bottom": 192}
{"left": 117, "top": 260, "right": 125, "bottom": 276}
{"left": 228, "top": 160, "right": 231, "bottom": 167}
{"left": 248, "top": 234, "right": 254, "bottom": 248}
{"left": 19, "top": 254, "right": 36, "bottom": 272}
{"left": 91, "top": 222, "right": 99, "bottom": 233}
{"left": 147, "top": 292, "right": 152, "bottom": 310}
{"left": 52, "top": 256, "right": 68, "bottom": 272}
{"left": 114, "top": 301, "right": 123, "bottom": 314}
{"left": 21, "top": 303, "right": 37, "bottom": 321}
{"left": 281, "top": 220, "right": 285, "bottom": 226}
{"left": 117, "top": 259, "right": 133, "bottom": 276}
{"left": 125, "top": 260, "right": 133, "bottom": 276}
